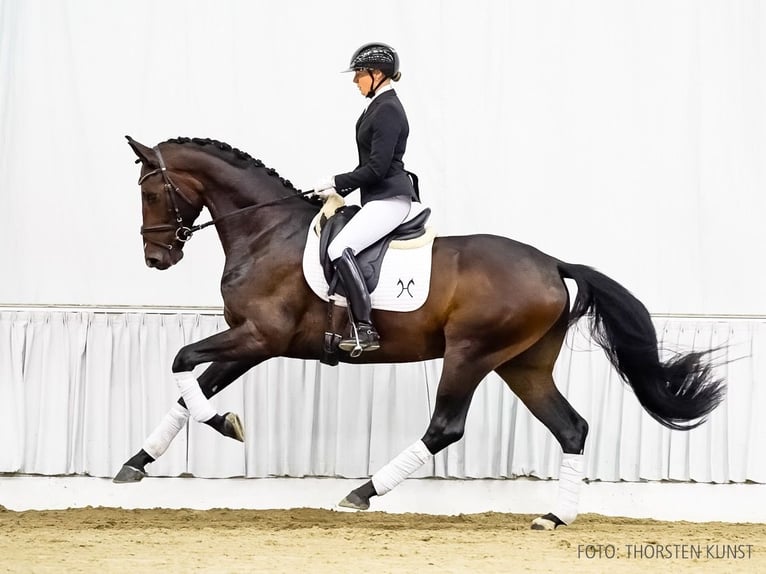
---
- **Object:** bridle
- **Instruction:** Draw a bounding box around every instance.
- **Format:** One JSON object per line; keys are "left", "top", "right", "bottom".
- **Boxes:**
{"left": 138, "top": 145, "right": 314, "bottom": 251}
{"left": 139, "top": 145, "right": 201, "bottom": 251}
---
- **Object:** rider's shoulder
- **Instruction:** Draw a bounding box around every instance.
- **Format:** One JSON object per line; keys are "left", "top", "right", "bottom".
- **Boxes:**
{"left": 373, "top": 93, "right": 405, "bottom": 116}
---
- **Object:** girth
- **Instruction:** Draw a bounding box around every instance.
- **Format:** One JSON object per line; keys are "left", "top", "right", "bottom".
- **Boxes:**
{"left": 318, "top": 205, "right": 431, "bottom": 297}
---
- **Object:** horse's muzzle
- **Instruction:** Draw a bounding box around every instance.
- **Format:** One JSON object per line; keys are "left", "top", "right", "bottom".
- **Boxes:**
{"left": 145, "top": 256, "right": 170, "bottom": 270}
{"left": 144, "top": 248, "right": 183, "bottom": 270}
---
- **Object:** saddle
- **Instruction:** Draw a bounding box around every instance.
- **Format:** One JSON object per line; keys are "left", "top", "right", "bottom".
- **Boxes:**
{"left": 318, "top": 203, "right": 432, "bottom": 298}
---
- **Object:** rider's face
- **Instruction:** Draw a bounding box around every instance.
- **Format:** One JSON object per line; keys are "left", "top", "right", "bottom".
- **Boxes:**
{"left": 353, "top": 68, "right": 381, "bottom": 96}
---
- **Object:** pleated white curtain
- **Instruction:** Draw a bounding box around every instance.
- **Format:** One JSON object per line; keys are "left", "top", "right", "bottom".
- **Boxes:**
{"left": 1, "top": 310, "right": 762, "bottom": 483}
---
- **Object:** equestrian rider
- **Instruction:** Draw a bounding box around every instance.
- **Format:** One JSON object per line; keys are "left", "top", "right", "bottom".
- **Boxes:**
{"left": 312, "top": 42, "right": 419, "bottom": 354}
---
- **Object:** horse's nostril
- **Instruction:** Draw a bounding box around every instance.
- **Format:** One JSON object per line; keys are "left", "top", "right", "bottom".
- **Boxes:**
{"left": 145, "top": 257, "right": 161, "bottom": 268}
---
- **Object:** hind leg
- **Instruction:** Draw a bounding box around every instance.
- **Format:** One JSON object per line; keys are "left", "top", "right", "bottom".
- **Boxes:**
{"left": 339, "top": 353, "right": 489, "bottom": 510}
{"left": 495, "top": 321, "right": 589, "bottom": 529}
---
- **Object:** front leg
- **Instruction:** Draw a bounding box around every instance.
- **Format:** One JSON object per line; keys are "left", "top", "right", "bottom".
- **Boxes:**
{"left": 176, "top": 357, "right": 260, "bottom": 442}
{"left": 171, "top": 324, "right": 271, "bottom": 426}
{"left": 173, "top": 324, "right": 267, "bottom": 372}
{"left": 114, "top": 359, "right": 257, "bottom": 483}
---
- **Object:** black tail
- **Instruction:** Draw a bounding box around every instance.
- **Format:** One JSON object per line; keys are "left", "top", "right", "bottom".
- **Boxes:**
{"left": 558, "top": 262, "right": 725, "bottom": 430}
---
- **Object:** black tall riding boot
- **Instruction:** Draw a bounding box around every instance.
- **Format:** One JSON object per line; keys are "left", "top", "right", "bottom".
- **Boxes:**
{"left": 334, "top": 248, "right": 380, "bottom": 356}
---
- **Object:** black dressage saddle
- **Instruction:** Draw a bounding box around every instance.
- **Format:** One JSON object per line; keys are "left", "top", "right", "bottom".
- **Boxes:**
{"left": 318, "top": 204, "right": 431, "bottom": 297}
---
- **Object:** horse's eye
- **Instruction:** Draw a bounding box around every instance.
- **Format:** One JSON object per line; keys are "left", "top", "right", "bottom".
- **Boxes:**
{"left": 142, "top": 191, "right": 159, "bottom": 204}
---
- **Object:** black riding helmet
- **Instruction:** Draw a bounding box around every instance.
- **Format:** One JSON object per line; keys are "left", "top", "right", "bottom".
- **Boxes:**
{"left": 344, "top": 42, "right": 400, "bottom": 98}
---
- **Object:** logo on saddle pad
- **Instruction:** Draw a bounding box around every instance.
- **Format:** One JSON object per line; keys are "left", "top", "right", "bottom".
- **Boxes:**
{"left": 397, "top": 278, "right": 415, "bottom": 298}
{"left": 302, "top": 203, "right": 435, "bottom": 312}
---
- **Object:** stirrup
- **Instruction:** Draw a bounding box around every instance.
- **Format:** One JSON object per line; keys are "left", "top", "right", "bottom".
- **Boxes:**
{"left": 338, "top": 322, "right": 380, "bottom": 358}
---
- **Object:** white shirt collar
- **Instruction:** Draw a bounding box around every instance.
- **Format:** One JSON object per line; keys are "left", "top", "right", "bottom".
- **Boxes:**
{"left": 369, "top": 83, "right": 394, "bottom": 103}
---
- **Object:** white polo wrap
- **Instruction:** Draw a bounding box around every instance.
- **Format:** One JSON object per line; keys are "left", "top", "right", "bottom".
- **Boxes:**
{"left": 142, "top": 403, "right": 189, "bottom": 459}
{"left": 553, "top": 453, "right": 585, "bottom": 525}
{"left": 371, "top": 440, "right": 433, "bottom": 496}
{"left": 174, "top": 371, "right": 217, "bottom": 423}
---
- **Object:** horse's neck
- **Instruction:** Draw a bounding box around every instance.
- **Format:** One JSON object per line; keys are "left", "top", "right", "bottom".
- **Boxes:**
{"left": 201, "top": 170, "right": 314, "bottom": 261}
{"left": 201, "top": 168, "right": 284, "bottom": 219}
{"left": 170, "top": 145, "right": 316, "bottom": 268}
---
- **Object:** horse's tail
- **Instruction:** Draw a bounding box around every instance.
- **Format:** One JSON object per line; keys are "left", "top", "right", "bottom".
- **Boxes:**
{"left": 558, "top": 262, "right": 725, "bottom": 430}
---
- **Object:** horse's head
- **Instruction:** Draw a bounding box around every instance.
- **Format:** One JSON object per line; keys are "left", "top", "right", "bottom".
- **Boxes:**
{"left": 127, "top": 136, "right": 204, "bottom": 270}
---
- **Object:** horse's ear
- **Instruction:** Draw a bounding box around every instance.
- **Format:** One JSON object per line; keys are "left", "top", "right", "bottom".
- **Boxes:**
{"left": 125, "top": 135, "right": 157, "bottom": 167}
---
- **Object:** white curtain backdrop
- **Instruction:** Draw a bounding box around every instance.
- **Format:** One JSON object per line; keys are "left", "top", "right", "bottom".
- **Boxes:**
{"left": 1, "top": 2, "right": 765, "bottom": 485}
{"left": 1, "top": 310, "right": 763, "bottom": 483}
{"left": 0, "top": 0, "right": 765, "bottom": 314}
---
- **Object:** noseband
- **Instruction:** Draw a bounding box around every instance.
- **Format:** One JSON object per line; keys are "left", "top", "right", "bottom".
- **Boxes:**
{"left": 139, "top": 146, "right": 197, "bottom": 251}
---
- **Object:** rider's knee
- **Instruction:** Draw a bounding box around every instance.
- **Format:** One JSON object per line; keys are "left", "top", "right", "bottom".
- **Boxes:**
{"left": 328, "top": 241, "right": 350, "bottom": 262}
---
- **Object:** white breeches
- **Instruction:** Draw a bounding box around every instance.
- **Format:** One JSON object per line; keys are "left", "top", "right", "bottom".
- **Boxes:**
{"left": 327, "top": 196, "right": 412, "bottom": 261}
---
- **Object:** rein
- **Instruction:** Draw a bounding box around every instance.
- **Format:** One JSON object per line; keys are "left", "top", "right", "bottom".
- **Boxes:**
{"left": 139, "top": 145, "right": 314, "bottom": 250}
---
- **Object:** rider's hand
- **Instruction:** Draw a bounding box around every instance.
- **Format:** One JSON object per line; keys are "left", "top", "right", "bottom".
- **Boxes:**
{"left": 311, "top": 177, "right": 336, "bottom": 200}
{"left": 313, "top": 177, "right": 335, "bottom": 191}
{"left": 312, "top": 188, "right": 337, "bottom": 200}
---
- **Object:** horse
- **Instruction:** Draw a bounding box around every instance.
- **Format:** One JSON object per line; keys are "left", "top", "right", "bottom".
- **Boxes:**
{"left": 116, "top": 135, "right": 725, "bottom": 530}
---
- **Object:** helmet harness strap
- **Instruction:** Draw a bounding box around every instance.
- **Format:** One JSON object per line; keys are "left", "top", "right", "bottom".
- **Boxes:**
{"left": 366, "top": 69, "right": 387, "bottom": 99}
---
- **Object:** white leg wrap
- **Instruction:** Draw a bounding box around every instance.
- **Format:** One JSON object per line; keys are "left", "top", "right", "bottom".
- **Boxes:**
{"left": 142, "top": 403, "right": 189, "bottom": 459}
{"left": 174, "top": 371, "right": 217, "bottom": 423}
{"left": 553, "top": 453, "right": 585, "bottom": 525}
{"left": 371, "top": 440, "right": 433, "bottom": 496}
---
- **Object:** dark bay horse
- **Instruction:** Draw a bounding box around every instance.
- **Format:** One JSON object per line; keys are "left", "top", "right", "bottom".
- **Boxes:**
{"left": 118, "top": 136, "right": 724, "bottom": 529}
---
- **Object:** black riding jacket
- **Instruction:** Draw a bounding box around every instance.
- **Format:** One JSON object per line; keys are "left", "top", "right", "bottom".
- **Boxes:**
{"left": 334, "top": 89, "right": 418, "bottom": 205}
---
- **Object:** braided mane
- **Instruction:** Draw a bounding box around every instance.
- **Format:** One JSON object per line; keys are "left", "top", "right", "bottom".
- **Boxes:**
{"left": 163, "top": 137, "right": 319, "bottom": 205}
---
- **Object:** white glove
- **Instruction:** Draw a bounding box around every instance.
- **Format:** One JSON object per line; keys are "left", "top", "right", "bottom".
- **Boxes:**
{"left": 313, "top": 188, "right": 337, "bottom": 200}
{"left": 311, "top": 177, "right": 336, "bottom": 199}
{"left": 313, "top": 176, "right": 334, "bottom": 190}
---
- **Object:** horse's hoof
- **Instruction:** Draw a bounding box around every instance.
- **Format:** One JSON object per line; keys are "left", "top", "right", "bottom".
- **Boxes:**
{"left": 222, "top": 412, "right": 245, "bottom": 442}
{"left": 531, "top": 513, "right": 565, "bottom": 530}
{"left": 113, "top": 465, "right": 146, "bottom": 484}
{"left": 338, "top": 492, "right": 370, "bottom": 511}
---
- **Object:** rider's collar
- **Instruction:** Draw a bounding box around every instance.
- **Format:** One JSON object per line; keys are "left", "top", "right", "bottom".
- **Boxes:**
{"left": 368, "top": 83, "right": 394, "bottom": 103}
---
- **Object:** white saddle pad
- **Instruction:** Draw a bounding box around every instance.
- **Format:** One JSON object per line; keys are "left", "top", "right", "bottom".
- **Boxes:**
{"left": 302, "top": 211, "right": 435, "bottom": 312}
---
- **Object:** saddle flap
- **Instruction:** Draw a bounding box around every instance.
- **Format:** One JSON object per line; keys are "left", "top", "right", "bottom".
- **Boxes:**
{"left": 319, "top": 205, "right": 360, "bottom": 291}
{"left": 303, "top": 211, "right": 435, "bottom": 313}
{"left": 318, "top": 204, "right": 431, "bottom": 296}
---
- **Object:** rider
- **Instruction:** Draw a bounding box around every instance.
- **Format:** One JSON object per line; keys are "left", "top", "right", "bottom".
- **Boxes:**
{"left": 312, "top": 42, "right": 419, "bottom": 354}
